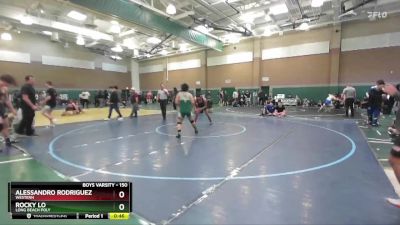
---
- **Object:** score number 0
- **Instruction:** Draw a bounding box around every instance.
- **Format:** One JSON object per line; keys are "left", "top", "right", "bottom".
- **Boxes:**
{"left": 118, "top": 191, "right": 125, "bottom": 211}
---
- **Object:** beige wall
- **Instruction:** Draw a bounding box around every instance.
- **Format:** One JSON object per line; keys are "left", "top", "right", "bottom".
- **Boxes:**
{"left": 339, "top": 47, "right": 400, "bottom": 84}
{"left": 261, "top": 54, "right": 331, "bottom": 86}
{"left": 207, "top": 62, "right": 254, "bottom": 88}
{"left": 140, "top": 72, "right": 164, "bottom": 91}
{"left": 139, "top": 15, "right": 400, "bottom": 89}
{"left": 0, "top": 32, "right": 131, "bottom": 89}
{"left": 0, "top": 61, "right": 131, "bottom": 89}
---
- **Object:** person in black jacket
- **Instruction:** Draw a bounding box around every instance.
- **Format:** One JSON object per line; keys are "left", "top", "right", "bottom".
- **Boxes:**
{"left": 105, "top": 86, "right": 123, "bottom": 121}
{"left": 367, "top": 80, "right": 385, "bottom": 126}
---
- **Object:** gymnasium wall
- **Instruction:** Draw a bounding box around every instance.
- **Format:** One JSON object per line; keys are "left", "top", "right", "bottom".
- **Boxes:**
{"left": 138, "top": 15, "right": 400, "bottom": 102}
{"left": 0, "top": 32, "right": 131, "bottom": 89}
{"left": 339, "top": 15, "right": 400, "bottom": 84}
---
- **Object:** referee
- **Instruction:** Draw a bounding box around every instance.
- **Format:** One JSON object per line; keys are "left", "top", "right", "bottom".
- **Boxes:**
{"left": 157, "top": 83, "right": 169, "bottom": 120}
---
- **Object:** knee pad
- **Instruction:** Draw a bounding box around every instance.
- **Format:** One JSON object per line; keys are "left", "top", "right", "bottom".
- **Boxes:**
{"left": 190, "top": 120, "right": 195, "bottom": 124}
{"left": 0, "top": 123, "right": 3, "bottom": 131}
{"left": 177, "top": 122, "right": 182, "bottom": 125}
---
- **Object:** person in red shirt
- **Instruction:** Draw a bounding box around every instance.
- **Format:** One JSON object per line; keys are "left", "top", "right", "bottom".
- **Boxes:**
{"left": 130, "top": 88, "right": 139, "bottom": 118}
{"left": 194, "top": 94, "right": 212, "bottom": 125}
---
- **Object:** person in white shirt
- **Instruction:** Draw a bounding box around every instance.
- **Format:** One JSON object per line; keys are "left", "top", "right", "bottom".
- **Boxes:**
{"left": 79, "top": 91, "right": 90, "bottom": 109}
{"left": 157, "top": 83, "right": 169, "bottom": 120}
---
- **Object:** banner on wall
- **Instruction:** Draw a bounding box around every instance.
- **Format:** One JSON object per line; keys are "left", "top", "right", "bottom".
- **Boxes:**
{"left": 262, "top": 77, "right": 269, "bottom": 82}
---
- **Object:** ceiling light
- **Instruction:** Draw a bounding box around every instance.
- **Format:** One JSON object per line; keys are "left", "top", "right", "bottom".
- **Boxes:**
{"left": 166, "top": 4, "right": 176, "bottom": 15}
{"left": 147, "top": 37, "right": 161, "bottom": 44}
{"left": 42, "top": 31, "right": 52, "bottom": 36}
{"left": 111, "top": 44, "right": 123, "bottom": 53}
{"left": 111, "top": 55, "right": 122, "bottom": 60}
{"left": 67, "top": 10, "right": 87, "bottom": 21}
{"left": 224, "top": 34, "right": 241, "bottom": 44}
{"left": 123, "top": 37, "right": 137, "bottom": 49}
{"left": 270, "top": 4, "right": 289, "bottom": 15}
{"left": 311, "top": 0, "right": 324, "bottom": 7}
{"left": 265, "top": 14, "right": 272, "bottom": 22}
{"left": 51, "top": 21, "right": 113, "bottom": 41}
{"left": 179, "top": 43, "right": 188, "bottom": 52}
{"left": 195, "top": 25, "right": 209, "bottom": 34}
{"left": 298, "top": 22, "right": 310, "bottom": 31}
{"left": 160, "top": 50, "right": 168, "bottom": 55}
{"left": 1, "top": 32, "right": 12, "bottom": 41}
{"left": 133, "top": 49, "right": 139, "bottom": 57}
{"left": 110, "top": 21, "right": 121, "bottom": 34}
{"left": 239, "top": 11, "right": 265, "bottom": 23}
{"left": 20, "top": 15, "right": 34, "bottom": 25}
{"left": 76, "top": 35, "right": 85, "bottom": 45}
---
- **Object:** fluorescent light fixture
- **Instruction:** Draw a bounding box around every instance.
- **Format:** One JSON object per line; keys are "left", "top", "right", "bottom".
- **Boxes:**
{"left": 265, "top": 14, "right": 272, "bottom": 22}
{"left": 311, "top": 0, "right": 324, "bottom": 7}
{"left": 20, "top": 15, "right": 34, "bottom": 25}
{"left": 119, "top": 29, "right": 135, "bottom": 37}
{"left": 239, "top": 11, "right": 265, "bottom": 23}
{"left": 76, "top": 35, "right": 85, "bottom": 45}
{"left": 42, "top": 31, "right": 52, "bottom": 36}
{"left": 245, "top": 23, "right": 252, "bottom": 31}
{"left": 270, "top": 4, "right": 289, "bottom": 15}
{"left": 123, "top": 37, "right": 137, "bottom": 50}
{"left": 224, "top": 34, "right": 241, "bottom": 44}
{"left": 179, "top": 43, "right": 188, "bottom": 52}
{"left": 111, "top": 44, "right": 123, "bottom": 53}
{"left": 111, "top": 55, "right": 122, "bottom": 60}
{"left": 1, "top": 32, "right": 12, "bottom": 41}
{"left": 160, "top": 50, "right": 168, "bottom": 55}
{"left": 298, "top": 22, "right": 310, "bottom": 31}
{"left": 166, "top": 4, "right": 176, "bottom": 15}
{"left": 133, "top": 49, "right": 139, "bottom": 57}
{"left": 195, "top": 25, "right": 209, "bottom": 34}
{"left": 51, "top": 21, "right": 113, "bottom": 41}
{"left": 67, "top": 10, "right": 87, "bottom": 21}
{"left": 147, "top": 37, "right": 161, "bottom": 44}
{"left": 110, "top": 21, "right": 121, "bottom": 34}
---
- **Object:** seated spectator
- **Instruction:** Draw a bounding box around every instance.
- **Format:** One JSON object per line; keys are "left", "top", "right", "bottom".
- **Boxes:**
{"left": 273, "top": 100, "right": 287, "bottom": 117}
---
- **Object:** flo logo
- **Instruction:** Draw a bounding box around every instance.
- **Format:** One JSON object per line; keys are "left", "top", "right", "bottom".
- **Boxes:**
{"left": 368, "top": 11, "right": 388, "bottom": 20}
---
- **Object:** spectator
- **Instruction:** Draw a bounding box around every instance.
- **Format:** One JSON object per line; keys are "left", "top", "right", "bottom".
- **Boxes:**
{"left": 367, "top": 80, "right": 385, "bottom": 126}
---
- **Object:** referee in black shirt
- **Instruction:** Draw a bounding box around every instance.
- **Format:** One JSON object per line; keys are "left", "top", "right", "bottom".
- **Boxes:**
{"left": 106, "top": 86, "right": 123, "bottom": 121}
{"left": 16, "top": 75, "right": 38, "bottom": 136}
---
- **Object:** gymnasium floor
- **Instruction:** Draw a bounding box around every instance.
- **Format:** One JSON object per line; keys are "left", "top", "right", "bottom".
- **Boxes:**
{"left": 1, "top": 105, "right": 399, "bottom": 225}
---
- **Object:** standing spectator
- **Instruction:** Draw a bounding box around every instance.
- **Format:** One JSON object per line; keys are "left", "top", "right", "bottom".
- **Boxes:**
{"left": 103, "top": 89, "right": 109, "bottom": 106}
{"left": 129, "top": 88, "right": 139, "bottom": 118}
{"left": 367, "top": 80, "right": 385, "bottom": 126}
{"left": 94, "top": 90, "right": 100, "bottom": 108}
{"left": 41, "top": 81, "right": 57, "bottom": 127}
{"left": 146, "top": 91, "right": 153, "bottom": 104}
{"left": 258, "top": 89, "right": 266, "bottom": 105}
{"left": 105, "top": 86, "right": 123, "bottom": 121}
{"left": 219, "top": 90, "right": 224, "bottom": 106}
{"left": 223, "top": 90, "right": 228, "bottom": 106}
{"left": 0, "top": 74, "right": 17, "bottom": 147}
{"left": 172, "top": 87, "right": 178, "bottom": 110}
{"left": 79, "top": 90, "right": 90, "bottom": 109}
{"left": 342, "top": 85, "right": 356, "bottom": 117}
{"left": 157, "top": 83, "right": 169, "bottom": 120}
{"left": 16, "top": 75, "right": 37, "bottom": 136}
{"left": 232, "top": 90, "right": 239, "bottom": 106}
